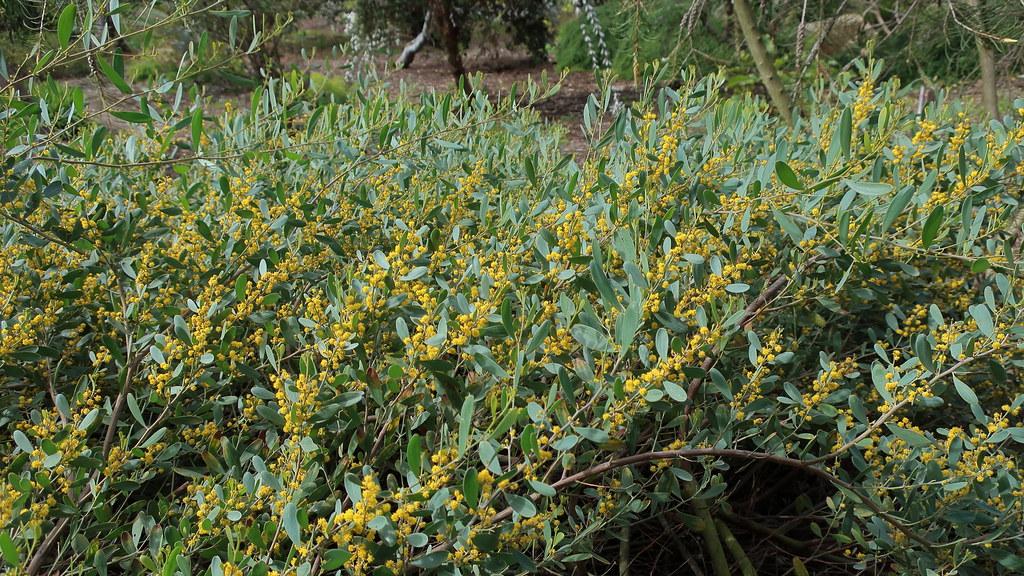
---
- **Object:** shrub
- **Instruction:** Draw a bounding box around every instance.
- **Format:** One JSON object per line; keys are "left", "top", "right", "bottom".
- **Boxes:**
{"left": 3, "top": 62, "right": 1024, "bottom": 576}
{"left": 552, "top": 0, "right": 737, "bottom": 79}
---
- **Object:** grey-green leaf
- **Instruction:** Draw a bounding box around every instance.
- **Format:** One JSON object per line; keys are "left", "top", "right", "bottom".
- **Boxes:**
{"left": 283, "top": 502, "right": 302, "bottom": 544}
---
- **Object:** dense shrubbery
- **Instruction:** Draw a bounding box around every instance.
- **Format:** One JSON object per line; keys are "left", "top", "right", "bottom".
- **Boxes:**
{"left": 554, "top": 0, "right": 1024, "bottom": 88}
{"left": 4, "top": 49, "right": 1024, "bottom": 576}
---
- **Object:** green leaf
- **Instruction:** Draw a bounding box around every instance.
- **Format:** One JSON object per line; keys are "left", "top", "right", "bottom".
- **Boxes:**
{"left": 344, "top": 473, "right": 362, "bottom": 503}
{"left": 571, "top": 324, "right": 611, "bottom": 352}
{"left": 501, "top": 298, "right": 514, "bottom": 335}
{"left": 127, "top": 393, "right": 145, "bottom": 426}
{"left": 407, "top": 434, "right": 422, "bottom": 475}
{"left": 844, "top": 179, "right": 892, "bottom": 197}
{"left": 458, "top": 396, "right": 475, "bottom": 456}
{"left": 411, "top": 551, "right": 448, "bottom": 570}
{"left": 913, "top": 335, "right": 935, "bottom": 373}
{"left": 575, "top": 426, "right": 609, "bottom": 444}
{"left": 953, "top": 376, "right": 979, "bottom": 407}
{"left": 234, "top": 275, "right": 248, "bottom": 301}
{"left": 173, "top": 315, "right": 191, "bottom": 343}
{"left": 793, "top": 556, "right": 810, "bottom": 576}
{"left": 95, "top": 55, "right": 132, "bottom": 93}
{"left": 463, "top": 469, "right": 480, "bottom": 508}
{"left": 839, "top": 107, "right": 852, "bottom": 158}
{"left": 589, "top": 242, "right": 622, "bottom": 311}
{"left": 887, "top": 425, "right": 932, "bottom": 448}
{"left": 283, "top": 502, "right": 302, "bottom": 544}
{"left": 772, "top": 208, "right": 803, "bottom": 242}
{"left": 57, "top": 4, "right": 76, "bottom": 50}
{"left": 110, "top": 110, "right": 152, "bottom": 124}
{"left": 505, "top": 493, "right": 537, "bottom": 518}
{"left": 663, "top": 380, "right": 687, "bottom": 402}
{"left": 371, "top": 250, "right": 390, "bottom": 270}
{"left": 525, "top": 320, "right": 551, "bottom": 357}
{"left": 400, "top": 266, "right": 429, "bottom": 281}
{"left": 520, "top": 424, "right": 538, "bottom": 456}
{"left": 922, "top": 205, "right": 944, "bottom": 248}
{"left": 614, "top": 296, "right": 642, "bottom": 352}
{"left": 775, "top": 161, "right": 803, "bottom": 190}
{"left": 12, "top": 430, "right": 32, "bottom": 452}
{"left": 323, "top": 549, "right": 352, "bottom": 570}
{"left": 0, "top": 532, "right": 17, "bottom": 566}
{"left": 256, "top": 405, "right": 284, "bottom": 427}
{"left": 79, "top": 408, "right": 99, "bottom": 430}
{"left": 524, "top": 154, "right": 537, "bottom": 186}
{"left": 474, "top": 351, "right": 509, "bottom": 379}
{"left": 479, "top": 440, "right": 502, "bottom": 474}
{"left": 162, "top": 544, "right": 181, "bottom": 576}
{"left": 337, "top": 391, "right": 364, "bottom": 407}
{"left": 969, "top": 304, "right": 995, "bottom": 338}
{"left": 528, "top": 479, "right": 556, "bottom": 497}
{"left": 191, "top": 108, "right": 203, "bottom": 151}
{"left": 880, "top": 185, "right": 913, "bottom": 233}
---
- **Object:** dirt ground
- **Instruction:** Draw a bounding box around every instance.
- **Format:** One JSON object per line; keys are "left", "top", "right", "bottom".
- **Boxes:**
{"left": 318, "top": 46, "right": 639, "bottom": 157}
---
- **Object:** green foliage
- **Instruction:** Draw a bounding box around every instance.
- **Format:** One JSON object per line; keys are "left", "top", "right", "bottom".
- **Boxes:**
{"left": 4, "top": 6, "right": 1024, "bottom": 575}
{"left": 555, "top": 0, "right": 725, "bottom": 78}
{"left": 0, "top": 0, "right": 46, "bottom": 33}
{"left": 308, "top": 72, "right": 355, "bottom": 103}
{"left": 554, "top": 0, "right": 1024, "bottom": 86}
{"left": 184, "top": 0, "right": 318, "bottom": 75}
{"left": 867, "top": 1, "right": 1024, "bottom": 82}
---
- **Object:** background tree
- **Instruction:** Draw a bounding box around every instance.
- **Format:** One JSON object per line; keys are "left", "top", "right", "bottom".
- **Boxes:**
{"left": 354, "top": 0, "right": 559, "bottom": 86}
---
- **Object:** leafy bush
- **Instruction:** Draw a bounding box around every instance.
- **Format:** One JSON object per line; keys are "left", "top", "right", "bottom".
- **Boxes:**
{"left": 3, "top": 53, "right": 1024, "bottom": 576}
{"left": 554, "top": 1, "right": 1024, "bottom": 88}
{"left": 866, "top": 1, "right": 1024, "bottom": 83}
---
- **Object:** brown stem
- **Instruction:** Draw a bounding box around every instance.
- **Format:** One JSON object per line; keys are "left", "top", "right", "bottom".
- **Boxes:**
{"left": 718, "top": 509, "right": 847, "bottom": 562}
{"left": 686, "top": 255, "right": 822, "bottom": 414}
{"left": 658, "top": 514, "right": 706, "bottom": 576}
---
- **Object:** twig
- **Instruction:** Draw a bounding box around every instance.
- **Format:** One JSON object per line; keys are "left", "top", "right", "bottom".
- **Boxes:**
{"left": 413, "top": 446, "right": 935, "bottom": 566}
{"left": 806, "top": 350, "right": 992, "bottom": 465}
{"left": 685, "top": 254, "right": 824, "bottom": 414}
{"left": 658, "top": 514, "right": 706, "bottom": 576}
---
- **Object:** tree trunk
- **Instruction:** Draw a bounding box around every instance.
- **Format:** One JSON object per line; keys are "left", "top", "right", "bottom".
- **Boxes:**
{"left": 396, "top": 11, "right": 432, "bottom": 69}
{"left": 732, "top": 0, "right": 793, "bottom": 125}
{"left": 428, "top": 0, "right": 469, "bottom": 94}
{"left": 106, "top": 16, "right": 133, "bottom": 54}
{"left": 967, "top": 0, "right": 999, "bottom": 119}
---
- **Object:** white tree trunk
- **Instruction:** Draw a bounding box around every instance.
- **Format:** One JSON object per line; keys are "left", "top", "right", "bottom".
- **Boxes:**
{"left": 396, "top": 11, "right": 432, "bottom": 69}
